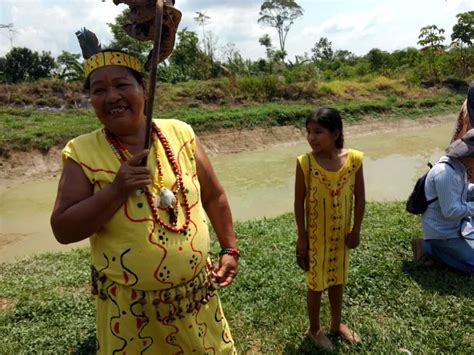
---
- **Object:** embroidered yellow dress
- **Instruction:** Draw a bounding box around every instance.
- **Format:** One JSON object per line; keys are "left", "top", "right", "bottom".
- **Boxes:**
{"left": 297, "top": 149, "right": 363, "bottom": 292}
{"left": 63, "top": 119, "right": 235, "bottom": 354}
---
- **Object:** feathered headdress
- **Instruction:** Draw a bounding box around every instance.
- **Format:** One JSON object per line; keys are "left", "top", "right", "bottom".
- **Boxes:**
{"left": 76, "top": 28, "right": 101, "bottom": 59}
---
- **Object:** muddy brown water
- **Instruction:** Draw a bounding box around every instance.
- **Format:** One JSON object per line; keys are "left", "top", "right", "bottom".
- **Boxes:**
{"left": 0, "top": 119, "right": 455, "bottom": 263}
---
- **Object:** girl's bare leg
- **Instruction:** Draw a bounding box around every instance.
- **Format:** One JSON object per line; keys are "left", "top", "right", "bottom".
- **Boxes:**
{"left": 328, "top": 285, "right": 361, "bottom": 344}
{"left": 307, "top": 288, "right": 334, "bottom": 350}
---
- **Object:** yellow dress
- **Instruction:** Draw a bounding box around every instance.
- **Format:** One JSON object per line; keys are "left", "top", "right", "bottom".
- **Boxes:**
{"left": 297, "top": 149, "right": 363, "bottom": 292}
{"left": 63, "top": 119, "right": 235, "bottom": 354}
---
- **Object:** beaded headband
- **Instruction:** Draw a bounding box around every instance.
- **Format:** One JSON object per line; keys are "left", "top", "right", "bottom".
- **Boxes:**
{"left": 83, "top": 51, "right": 144, "bottom": 78}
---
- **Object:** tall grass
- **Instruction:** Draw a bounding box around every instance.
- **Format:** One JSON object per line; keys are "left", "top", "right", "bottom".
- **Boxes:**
{"left": 1, "top": 202, "right": 472, "bottom": 353}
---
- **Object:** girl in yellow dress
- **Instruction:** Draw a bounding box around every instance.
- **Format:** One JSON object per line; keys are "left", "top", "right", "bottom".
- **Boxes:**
{"left": 294, "top": 107, "right": 365, "bottom": 351}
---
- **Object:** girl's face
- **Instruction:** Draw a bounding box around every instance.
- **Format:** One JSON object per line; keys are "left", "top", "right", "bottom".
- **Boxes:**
{"left": 89, "top": 65, "right": 146, "bottom": 136}
{"left": 306, "top": 121, "right": 339, "bottom": 153}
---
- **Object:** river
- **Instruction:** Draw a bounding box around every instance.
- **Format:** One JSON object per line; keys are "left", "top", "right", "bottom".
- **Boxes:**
{"left": 0, "top": 118, "right": 454, "bottom": 263}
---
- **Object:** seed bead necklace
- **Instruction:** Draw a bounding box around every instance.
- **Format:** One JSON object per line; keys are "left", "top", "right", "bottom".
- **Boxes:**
{"left": 104, "top": 122, "right": 190, "bottom": 233}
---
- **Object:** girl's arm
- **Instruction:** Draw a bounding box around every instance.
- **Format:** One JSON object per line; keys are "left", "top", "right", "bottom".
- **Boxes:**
{"left": 346, "top": 164, "right": 366, "bottom": 249}
{"left": 195, "top": 136, "right": 238, "bottom": 288}
{"left": 294, "top": 160, "right": 308, "bottom": 255}
{"left": 50, "top": 150, "right": 151, "bottom": 244}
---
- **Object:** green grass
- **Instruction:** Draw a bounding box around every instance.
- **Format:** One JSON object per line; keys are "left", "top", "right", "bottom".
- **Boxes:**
{"left": 0, "top": 92, "right": 464, "bottom": 156}
{"left": 1, "top": 202, "right": 472, "bottom": 353}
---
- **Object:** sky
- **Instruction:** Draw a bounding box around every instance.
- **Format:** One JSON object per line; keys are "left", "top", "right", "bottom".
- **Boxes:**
{"left": 0, "top": 0, "right": 472, "bottom": 61}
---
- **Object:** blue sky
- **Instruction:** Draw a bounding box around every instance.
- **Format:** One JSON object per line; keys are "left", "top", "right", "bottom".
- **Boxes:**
{"left": 0, "top": 0, "right": 472, "bottom": 61}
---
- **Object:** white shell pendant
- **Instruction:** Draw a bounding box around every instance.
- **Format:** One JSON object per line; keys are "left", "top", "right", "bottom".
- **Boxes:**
{"left": 156, "top": 187, "right": 176, "bottom": 209}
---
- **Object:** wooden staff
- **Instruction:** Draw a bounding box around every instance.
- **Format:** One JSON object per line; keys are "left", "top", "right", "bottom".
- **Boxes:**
{"left": 142, "top": 0, "right": 164, "bottom": 164}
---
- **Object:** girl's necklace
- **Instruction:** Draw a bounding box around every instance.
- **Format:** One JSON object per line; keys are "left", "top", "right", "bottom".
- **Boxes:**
{"left": 105, "top": 122, "right": 190, "bottom": 233}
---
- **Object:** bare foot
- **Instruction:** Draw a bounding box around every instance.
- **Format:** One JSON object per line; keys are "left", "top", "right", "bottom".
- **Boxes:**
{"left": 411, "top": 238, "right": 434, "bottom": 266}
{"left": 331, "top": 323, "right": 361, "bottom": 344}
{"left": 306, "top": 328, "right": 335, "bottom": 351}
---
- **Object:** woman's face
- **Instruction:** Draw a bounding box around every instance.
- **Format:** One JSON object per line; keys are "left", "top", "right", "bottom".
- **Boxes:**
{"left": 306, "top": 121, "right": 338, "bottom": 153}
{"left": 89, "top": 66, "right": 146, "bottom": 135}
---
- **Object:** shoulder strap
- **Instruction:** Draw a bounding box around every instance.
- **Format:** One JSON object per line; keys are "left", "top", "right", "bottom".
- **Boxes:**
{"left": 430, "top": 160, "right": 455, "bottom": 170}
{"left": 426, "top": 160, "right": 455, "bottom": 205}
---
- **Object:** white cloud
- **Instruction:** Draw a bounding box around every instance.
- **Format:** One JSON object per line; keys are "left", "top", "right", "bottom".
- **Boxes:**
{"left": 296, "top": 8, "right": 391, "bottom": 55}
{"left": 1, "top": 0, "right": 472, "bottom": 60}
{"left": 445, "top": 0, "right": 472, "bottom": 13}
{"left": 1, "top": 0, "right": 123, "bottom": 56}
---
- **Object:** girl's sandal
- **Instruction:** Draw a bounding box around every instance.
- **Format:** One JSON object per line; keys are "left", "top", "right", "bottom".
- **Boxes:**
{"left": 306, "top": 328, "right": 335, "bottom": 351}
{"left": 331, "top": 324, "right": 361, "bottom": 345}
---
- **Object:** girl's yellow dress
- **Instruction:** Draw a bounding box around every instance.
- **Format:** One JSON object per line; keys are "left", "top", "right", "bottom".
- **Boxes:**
{"left": 297, "top": 149, "right": 363, "bottom": 292}
{"left": 63, "top": 119, "right": 235, "bottom": 354}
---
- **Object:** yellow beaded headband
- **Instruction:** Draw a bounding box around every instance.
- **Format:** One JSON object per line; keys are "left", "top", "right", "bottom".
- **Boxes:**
{"left": 83, "top": 51, "right": 144, "bottom": 78}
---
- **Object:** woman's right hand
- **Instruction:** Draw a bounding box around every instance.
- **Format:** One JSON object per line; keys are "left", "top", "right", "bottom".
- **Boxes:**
{"left": 112, "top": 150, "right": 151, "bottom": 196}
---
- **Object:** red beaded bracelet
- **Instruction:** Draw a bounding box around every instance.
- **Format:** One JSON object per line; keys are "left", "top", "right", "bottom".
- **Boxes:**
{"left": 220, "top": 247, "right": 241, "bottom": 258}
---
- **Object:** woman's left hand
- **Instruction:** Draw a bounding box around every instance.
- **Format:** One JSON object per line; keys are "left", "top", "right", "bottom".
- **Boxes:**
{"left": 212, "top": 254, "right": 238, "bottom": 288}
{"left": 345, "top": 230, "right": 361, "bottom": 249}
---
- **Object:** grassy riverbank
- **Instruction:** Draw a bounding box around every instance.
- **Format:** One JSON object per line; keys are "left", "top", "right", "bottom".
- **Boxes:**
{"left": 0, "top": 91, "right": 464, "bottom": 156}
{"left": 1, "top": 202, "right": 472, "bottom": 354}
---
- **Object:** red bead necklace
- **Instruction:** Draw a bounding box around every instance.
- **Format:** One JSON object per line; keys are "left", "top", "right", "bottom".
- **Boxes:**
{"left": 104, "top": 122, "right": 191, "bottom": 233}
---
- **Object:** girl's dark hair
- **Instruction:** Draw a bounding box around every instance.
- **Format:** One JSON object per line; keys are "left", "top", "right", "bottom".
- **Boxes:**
{"left": 83, "top": 49, "right": 146, "bottom": 91}
{"left": 305, "top": 107, "right": 344, "bottom": 148}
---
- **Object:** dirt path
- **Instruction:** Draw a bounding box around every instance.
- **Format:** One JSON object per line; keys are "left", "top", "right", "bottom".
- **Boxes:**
{"left": 0, "top": 113, "right": 456, "bottom": 179}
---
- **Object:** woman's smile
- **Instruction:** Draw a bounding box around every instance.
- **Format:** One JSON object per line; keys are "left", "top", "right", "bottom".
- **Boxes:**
{"left": 107, "top": 106, "right": 129, "bottom": 118}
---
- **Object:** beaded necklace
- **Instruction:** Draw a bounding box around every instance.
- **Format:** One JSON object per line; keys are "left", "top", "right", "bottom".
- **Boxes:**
{"left": 104, "top": 122, "right": 190, "bottom": 233}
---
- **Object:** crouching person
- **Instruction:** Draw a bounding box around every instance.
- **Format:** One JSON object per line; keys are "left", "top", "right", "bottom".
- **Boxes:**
{"left": 412, "top": 129, "right": 474, "bottom": 274}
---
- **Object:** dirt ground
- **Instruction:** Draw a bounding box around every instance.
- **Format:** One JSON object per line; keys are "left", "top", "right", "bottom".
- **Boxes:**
{"left": 0, "top": 114, "right": 456, "bottom": 179}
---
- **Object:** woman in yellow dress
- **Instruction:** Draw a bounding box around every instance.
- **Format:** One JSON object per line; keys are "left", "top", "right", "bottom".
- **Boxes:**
{"left": 50, "top": 48, "right": 238, "bottom": 353}
{"left": 294, "top": 107, "right": 365, "bottom": 351}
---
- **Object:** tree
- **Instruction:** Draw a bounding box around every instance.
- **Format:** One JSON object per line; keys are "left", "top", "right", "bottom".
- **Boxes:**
{"left": 0, "top": 23, "right": 17, "bottom": 48}
{"left": 168, "top": 28, "right": 211, "bottom": 81}
{"left": 194, "top": 12, "right": 211, "bottom": 53}
{"left": 451, "top": 11, "right": 474, "bottom": 47}
{"left": 56, "top": 51, "right": 84, "bottom": 81}
{"left": 333, "top": 49, "right": 356, "bottom": 63}
{"left": 0, "top": 57, "right": 6, "bottom": 82}
{"left": 451, "top": 11, "right": 474, "bottom": 77}
{"left": 3, "top": 47, "right": 56, "bottom": 83}
{"left": 258, "top": 0, "right": 304, "bottom": 60}
{"left": 417, "top": 25, "right": 446, "bottom": 80}
{"left": 365, "top": 48, "right": 392, "bottom": 73}
{"left": 391, "top": 47, "right": 421, "bottom": 69}
{"left": 311, "top": 37, "right": 334, "bottom": 62}
{"left": 108, "top": 9, "right": 152, "bottom": 64}
{"left": 259, "top": 34, "right": 275, "bottom": 59}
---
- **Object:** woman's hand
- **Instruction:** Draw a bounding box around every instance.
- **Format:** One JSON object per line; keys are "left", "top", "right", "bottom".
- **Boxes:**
{"left": 111, "top": 150, "right": 151, "bottom": 196}
{"left": 212, "top": 254, "right": 238, "bottom": 288}
{"left": 345, "top": 230, "right": 360, "bottom": 249}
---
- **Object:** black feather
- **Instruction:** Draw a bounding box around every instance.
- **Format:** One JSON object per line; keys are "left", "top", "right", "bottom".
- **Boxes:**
{"left": 75, "top": 28, "right": 101, "bottom": 59}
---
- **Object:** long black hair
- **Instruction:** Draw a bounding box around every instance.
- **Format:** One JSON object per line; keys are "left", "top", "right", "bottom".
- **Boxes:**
{"left": 305, "top": 107, "right": 344, "bottom": 148}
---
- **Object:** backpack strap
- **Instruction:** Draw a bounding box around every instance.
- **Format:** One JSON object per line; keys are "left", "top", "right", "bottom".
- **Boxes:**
{"left": 426, "top": 160, "right": 455, "bottom": 205}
